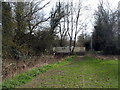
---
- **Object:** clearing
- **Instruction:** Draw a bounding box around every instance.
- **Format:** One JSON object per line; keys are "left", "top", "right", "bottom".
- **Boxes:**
{"left": 16, "top": 56, "right": 118, "bottom": 88}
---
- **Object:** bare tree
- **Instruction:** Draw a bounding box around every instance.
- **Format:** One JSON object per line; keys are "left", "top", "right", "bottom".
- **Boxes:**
{"left": 71, "top": 0, "right": 82, "bottom": 53}
{"left": 24, "top": 0, "right": 50, "bottom": 35}
{"left": 57, "top": 3, "right": 70, "bottom": 47}
{"left": 67, "top": 2, "right": 73, "bottom": 54}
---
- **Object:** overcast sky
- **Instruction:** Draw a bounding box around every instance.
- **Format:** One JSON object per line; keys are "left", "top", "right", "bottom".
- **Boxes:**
{"left": 42, "top": 0, "right": 119, "bottom": 35}
{"left": 4, "top": 0, "right": 120, "bottom": 35}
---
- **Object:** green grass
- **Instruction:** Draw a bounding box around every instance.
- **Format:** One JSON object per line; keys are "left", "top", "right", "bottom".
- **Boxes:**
{"left": 2, "top": 56, "right": 118, "bottom": 88}
{"left": 2, "top": 56, "right": 77, "bottom": 89}
{"left": 35, "top": 57, "right": 118, "bottom": 88}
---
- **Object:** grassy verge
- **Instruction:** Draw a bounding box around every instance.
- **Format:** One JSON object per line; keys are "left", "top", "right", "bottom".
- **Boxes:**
{"left": 33, "top": 56, "right": 118, "bottom": 88}
{"left": 2, "top": 56, "right": 77, "bottom": 89}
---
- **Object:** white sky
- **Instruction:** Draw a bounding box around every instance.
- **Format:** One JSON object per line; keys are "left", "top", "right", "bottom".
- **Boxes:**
{"left": 4, "top": 0, "right": 120, "bottom": 36}
{"left": 42, "top": 0, "right": 119, "bottom": 35}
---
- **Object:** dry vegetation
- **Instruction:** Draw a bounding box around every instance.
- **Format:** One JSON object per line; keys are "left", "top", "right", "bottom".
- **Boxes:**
{"left": 2, "top": 55, "right": 64, "bottom": 80}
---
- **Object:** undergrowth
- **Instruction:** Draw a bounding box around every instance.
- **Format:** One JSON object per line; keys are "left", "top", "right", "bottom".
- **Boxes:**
{"left": 2, "top": 56, "right": 77, "bottom": 89}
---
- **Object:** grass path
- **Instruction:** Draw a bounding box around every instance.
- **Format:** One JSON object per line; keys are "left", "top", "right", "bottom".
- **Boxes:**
{"left": 2, "top": 56, "right": 77, "bottom": 89}
{"left": 18, "top": 56, "right": 118, "bottom": 88}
